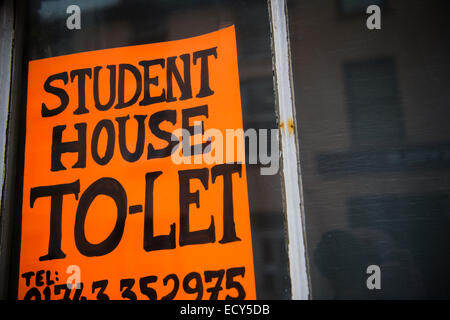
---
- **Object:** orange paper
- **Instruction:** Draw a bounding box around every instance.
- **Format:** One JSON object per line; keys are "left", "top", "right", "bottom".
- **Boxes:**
{"left": 19, "top": 26, "right": 256, "bottom": 300}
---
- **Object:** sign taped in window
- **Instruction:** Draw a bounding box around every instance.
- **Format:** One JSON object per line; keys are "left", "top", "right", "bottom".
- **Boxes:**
{"left": 19, "top": 26, "right": 256, "bottom": 300}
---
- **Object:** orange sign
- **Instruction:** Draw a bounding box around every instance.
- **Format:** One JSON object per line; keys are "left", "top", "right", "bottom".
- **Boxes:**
{"left": 19, "top": 26, "right": 256, "bottom": 300}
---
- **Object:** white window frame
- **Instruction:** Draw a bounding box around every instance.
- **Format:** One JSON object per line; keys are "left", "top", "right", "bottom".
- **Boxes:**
{"left": 269, "top": 0, "right": 310, "bottom": 300}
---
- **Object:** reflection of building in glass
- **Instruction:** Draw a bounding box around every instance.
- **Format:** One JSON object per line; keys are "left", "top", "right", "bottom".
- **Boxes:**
{"left": 345, "top": 57, "right": 404, "bottom": 148}
{"left": 289, "top": 0, "right": 450, "bottom": 298}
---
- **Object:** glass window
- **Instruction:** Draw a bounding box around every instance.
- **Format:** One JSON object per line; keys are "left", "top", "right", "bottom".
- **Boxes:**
{"left": 288, "top": 0, "right": 450, "bottom": 298}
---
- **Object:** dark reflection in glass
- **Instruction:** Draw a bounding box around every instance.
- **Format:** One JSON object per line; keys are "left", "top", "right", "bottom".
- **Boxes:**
{"left": 345, "top": 57, "right": 404, "bottom": 148}
{"left": 23, "top": 0, "right": 289, "bottom": 299}
{"left": 288, "top": 0, "right": 450, "bottom": 298}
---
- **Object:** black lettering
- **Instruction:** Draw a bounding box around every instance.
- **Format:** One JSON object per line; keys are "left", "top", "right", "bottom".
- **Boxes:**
{"left": 45, "top": 270, "right": 55, "bottom": 286}
{"left": 193, "top": 47, "right": 217, "bottom": 98}
{"left": 35, "top": 270, "right": 45, "bottom": 287}
{"left": 115, "top": 64, "right": 142, "bottom": 109}
{"left": 21, "top": 272, "right": 35, "bottom": 287}
{"left": 143, "top": 171, "right": 175, "bottom": 252}
{"left": 178, "top": 168, "right": 215, "bottom": 246}
{"left": 225, "top": 267, "right": 246, "bottom": 300}
{"left": 74, "top": 178, "right": 127, "bottom": 257}
{"left": 41, "top": 72, "right": 69, "bottom": 117}
{"left": 30, "top": 180, "right": 80, "bottom": 261}
{"left": 54, "top": 283, "right": 71, "bottom": 300}
{"left": 139, "top": 59, "right": 166, "bottom": 105}
{"left": 42, "top": 286, "right": 51, "bottom": 300}
{"left": 91, "top": 119, "right": 115, "bottom": 165}
{"left": 72, "top": 282, "right": 86, "bottom": 301}
{"left": 212, "top": 163, "right": 242, "bottom": 244}
{"left": 140, "top": 275, "right": 158, "bottom": 300}
{"left": 166, "top": 54, "right": 192, "bottom": 102}
{"left": 93, "top": 65, "right": 116, "bottom": 111}
{"left": 70, "top": 68, "right": 92, "bottom": 115}
{"left": 147, "top": 110, "right": 179, "bottom": 159}
{"left": 92, "top": 280, "right": 109, "bottom": 300}
{"left": 120, "top": 279, "right": 137, "bottom": 300}
{"left": 116, "top": 115, "right": 146, "bottom": 162}
{"left": 51, "top": 123, "right": 87, "bottom": 171}
{"left": 181, "top": 105, "right": 211, "bottom": 155}
{"left": 183, "top": 272, "right": 203, "bottom": 300}
{"left": 24, "top": 288, "right": 41, "bottom": 300}
{"left": 161, "top": 274, "right": 179, "bottom": 300}
{"left": 204, "top": 269, "right": 225, "bottom": 300}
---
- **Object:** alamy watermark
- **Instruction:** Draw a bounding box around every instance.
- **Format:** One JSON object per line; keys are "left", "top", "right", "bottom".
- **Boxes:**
{"left": 66, "top": 5, "right": 81, "bottom": 30}
{"left": 169, "top": 122, "right": 280, "bottom": 175}
{"left": 366, "top": 265, "right": 381, "bottom": 290}
{"left": 366, "top": 5, "right": 381, "bottom": 30}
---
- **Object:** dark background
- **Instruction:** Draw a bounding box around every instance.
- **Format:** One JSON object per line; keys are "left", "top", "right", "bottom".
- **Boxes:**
{"left": 288, "top": 0, "right": 450, "bottom": 298}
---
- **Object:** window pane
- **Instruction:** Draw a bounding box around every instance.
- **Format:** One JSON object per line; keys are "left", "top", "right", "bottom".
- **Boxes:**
{"left": 10, "top": 0, "right": 290, "bottom": 299}
{"left": 288, "top": 0, "right": 450, "bottom": 298}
